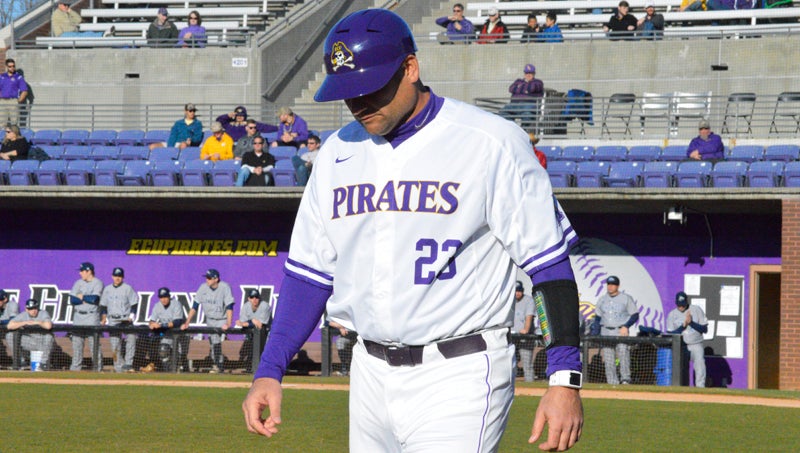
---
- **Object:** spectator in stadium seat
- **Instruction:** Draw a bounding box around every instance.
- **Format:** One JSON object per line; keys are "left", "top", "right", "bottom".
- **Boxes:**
{"left": 540, "top": 12, "right": 563, "bottom": 43}
{"left": 236, "top": 136, "right": 275, "bottom": 186}
{"left": 51, "top": 0, "right": 106, "bottom": 38}
{"left": 292, "top": 133, "right": 321, "bottom": 186}
{"left": 530, "top": 133, "right": 547, "bottom": 169}
{"left": 499, "top": 64, "right": 544, "bottom": 131}
{"left": 637, "top": 3, "right": 665, "bottom": 40}
{"left": 476, "top": 7, "right": 509, "bottom": 44}
{"left": 217, "top": 106, "right": 278, "bottom": 142}
{"left": 687, "top": 119, "right": 724, "bottom": 162}
{"left": 151, "top": 103, "right": 204, "bottom": 151}
{"left": 0, "top": 125, "right": 30, "bottom": 161}
{"left": 604, "top": 1, "right": 638, "bottom": 40}
{"left": 177, "top": 10, "right": 206, "bottom": 48}
{"left": 680, "top": 0, "right": 706, "bottom": 11}
{"left": 200, "top": 121, "right": 234, "bottom": 161}
{"left": 0, "top": 59, "right": 29, "bottom": 126}
{"left": 435, "top": 3, "right": 475, "bottom": 44}
{"left": 233, "top": 119, "right": 262, "bottom": 161}
{"left": 520, "top": 14, "right": 542, "bottom": 43}
{"left": 147, "top": 7, "right": 179, "bottom": 47}
{"left": 271, "top": 106, "right": 309, "bottom": 149}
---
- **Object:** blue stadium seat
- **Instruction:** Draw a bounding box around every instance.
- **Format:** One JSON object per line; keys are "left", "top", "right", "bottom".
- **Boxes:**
{"left": 262, "top": 131, "right": 279, "bottom": 143}
{"left": 86, "top": 129, "right": 118, "bottom": 146}
{"left": 7, "top": 160, "right": 39, "bottom": 185}
{"left": 763, "top": 144, "right": 800, "bottom": 162}
{"left": 117, "top": 161, "right": 153, "bottom": 186}
{"left": 149, "top": 147, "right": 180, "bottom": 161}
{"left": 150, "top": 160, "right": 182, "bottom": 186}
{"left": 59, "top": 129, "right": 90, "bottom": 146}
{"left": 180, "top": 160, "right": 212, "bottom": 186}
{"left": 660, "top": 145, "right": 688, "bottom": 161}
{"left": 114, "top": 130, "right": 145, "bottom": 146}
{"left": 727, "top": 145, "right": 764, "bottom": 163}
{"left": 64, "top": 160, "right": 96, "bottom": 185}
{"left": 675, "top": 161, "right": 712, "bottom": 188}
{"left": 627, "top": 145, "right": 661, "bottom": 162}
{"left": 210, "top": 160, "right": 241, "bottom": 186}
{"left": 94, "top": 160, "right": 126, "bottom": 186}
{"left": 40, "top": 145, "right": 65, "bottom": 160}
{"left": 319, "top": 129, "right": 335, "bottom": 143}
{"left": 118, "top": 145, "right": 150, "bottom": 161}
{"left": 177, "top": 147, "right": 201, "bottom": 161}
{"left": 271, "top": 146, "right": 298, "bottom": 161}
{"left": 0, "top": 160, "right": 10, "bottom": 185}
{"left": 605, "top": 161, "right": 643, "bottom": 187}
{"left": 142, "top": 130, "right": 170, "bottom": 145}
{"left": 34, "top": 160, "right": 68, "bottom": 185}
{"left": 574, "top": 161, "right": 610, "bottom": 187}
{"left": 272, "top": 159, "right": 296, "bottom": 187}
{"left": 538, "top": 145, "right": 562, "bottom": 162}
{"left": 62, "top": 145, "right": 93, "bottom": 161}
{"left": 546, "top": 160, "right": 576, "bottom": 188}
{"left": 90, "top": 145, "right": 119, "bottom": 161}
{"left": 560, "top": 145, "right": 594, "bottom": 162}
{"left": 748, "top": 161, "right": 784, "bottom": 188}
{"left": 783, "top": 162, "right": 800, "bottom": 187}
{"left": 20, "top": 128, "right": 34, "bottom": 142}
{"left": 710, "top": 161, "right": 747, "bottom": 187}
{"left": 200, "top": 130, "right": 213, "bottom": 146}
{"left": 31, "top": 129, "right": 61, "bottom": 146}
{"left": 592, "top": 145, "right": 628, "bottom": 162}
{"left": 642, "top": 161, "right": 677, "bottom": 187}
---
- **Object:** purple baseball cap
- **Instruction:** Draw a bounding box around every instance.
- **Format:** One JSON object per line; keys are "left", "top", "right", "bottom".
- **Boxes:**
{"left": 524, "top": 64, "right": 536, "bottom": 74}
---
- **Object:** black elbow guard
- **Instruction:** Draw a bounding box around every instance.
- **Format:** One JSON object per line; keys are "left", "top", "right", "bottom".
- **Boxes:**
{"left": 532, "top": 279, "right": 581, "bottom": 349}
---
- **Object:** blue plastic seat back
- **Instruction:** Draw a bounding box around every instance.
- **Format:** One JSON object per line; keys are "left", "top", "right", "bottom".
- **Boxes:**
{"left": 117, "top": 160, "right": 153, "bottom": 186}
{"left": 560, "top": 145, "right": 594, "bottom": 162}
{"left": 59, "top": 129, "right": 90, "bottom": 146}
{"left": 62, "top": 145, "right": 92, "bottom": 161}
{"left": 210, "top": 160, "right": 242, "bottom": 186}
{"left": 180, "top": 160, "right": 212, "bottom": 186}
{"left": 642, "top": 161, "right": 677, "bottom": 187}
{"left": 605, "top": 161, "right": 643, "bottom": 187}
{"left": 763, "top": 144, "right": 800, "bottom": 162}
{"left": 574, "top": 161, "right": 610, "bottom": 187}
{"left": 711, "top": 161, "right": 747, "bottom": 187}
{"left": 676, "top": 161, "right": 712, "bottom": 187}
{"left": 728, "top": 145, "right": 764, "bottom": 163}
{"left": 660, "top": 145, "right": 688, "bottom": 161}
{"left": 592, "top": 145, "right": 628, "bottom": 162}
{"left": 8, "top": 159, "right": 41, "bottom": 185}
{"left": 151, "top": 160, "right": 182, "bottom": 186}
{"left": 271, "top": 146, "right": 298, "bottom": 161}
{"left": 142, "top": 130, "right": 170, "bottom": 145}
{"left": 31, "top": 129, "right": 61, "bottom": 146}
{"left": 90, "top": 145, "right": 120, "bottom": 161}
{"left": 272, "top": 159, "right": 296, "bottom": 186}
{"left": 627, "top": 145, "right": 661, "bottom": 162}
{"left": 178, "top": 147, "right": 201, "bottom": 161}
{"left": 40, "top": 145, "right": 65, "bottom": 160}
{"left": 94, "top": 160, "right": 126, "bottom": 186}
{"left": 149, "top": 147, "right": 180, "bottom": 161}
{"left": 319, "top": 130, "right": 336, "bottom": 144}
{"left": 86, "top": 129, "right": 118, "bottom": 146}
{"left": 35, "top": 159, "right": 68, "bottom": 185}
{"left": 538, "top": 145, "right": 562, "bottom": 161}
{"left": 64, "top": 159, "right": 96, "bottom": 185}
{"left": 118, "top": 145, "right": 150, "bottom": 161}
{"left": 748, "top": 161, "right": 784, "bottom": 188}
{"left": 114, "top": 130, "right": 145, "bottom": 146}
{"left": 0, "top": 160, "right": 10, "bottom": 185}
{"left": 783, "top": 161, "right": 800, "bottom": 187}
{"left": 546, "top": 160, "right": 576, "bottom": 188}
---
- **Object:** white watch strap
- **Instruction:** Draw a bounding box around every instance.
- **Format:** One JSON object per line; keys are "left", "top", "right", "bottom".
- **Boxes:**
{"left": 549, "top": 370, "right": 583, "bottom": 389}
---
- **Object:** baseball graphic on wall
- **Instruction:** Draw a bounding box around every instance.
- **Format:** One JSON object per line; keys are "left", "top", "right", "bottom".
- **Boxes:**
{"left": 570, "top": 237, "right": 664, "bottom": 333}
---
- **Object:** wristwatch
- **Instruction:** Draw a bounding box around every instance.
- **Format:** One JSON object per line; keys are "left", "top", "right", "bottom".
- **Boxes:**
{"left": 549, "top": 370, "right": 583, "bottom": 389}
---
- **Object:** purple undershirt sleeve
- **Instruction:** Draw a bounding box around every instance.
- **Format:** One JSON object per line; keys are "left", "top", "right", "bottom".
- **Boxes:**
{"left": 531, "top": 257, "right": 583, "bottom": 375}
{"left": 253, "top": 273, "right": 332, "bottom": 382}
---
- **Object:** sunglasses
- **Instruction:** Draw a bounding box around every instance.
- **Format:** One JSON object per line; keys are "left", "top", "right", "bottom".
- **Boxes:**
{"left": 700, "top": 127, "right": 710, "bottom": 130}
{"left": 453, "top": 9, "right": 462, "bottom": 12}
{"left": 189, "top": 16, "right": 198, "bottom": 19}
{"left": 254, "top": 141, "right": 264, "bottom": 145}
{"left": 246, "top": 126, "right": 256, "bottom": 129}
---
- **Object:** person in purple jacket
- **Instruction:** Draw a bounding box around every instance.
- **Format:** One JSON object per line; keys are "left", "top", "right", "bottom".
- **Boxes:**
{"left": 177, "top": 10, "right": 206, "bottom": 48}
{"left": 499, "top": 64, "right": 544, "bottom": 130}
{"left": 271, "top": 106, "right": 309, "bottom": 149}
{"left": 435, "top": 3, "right": 475, "bottom": 43}
{"left": 216, "top": 105, "right": 278, "bottom": 142}
{"left": 687, "top": 119, "right": 725, "bottom": 161}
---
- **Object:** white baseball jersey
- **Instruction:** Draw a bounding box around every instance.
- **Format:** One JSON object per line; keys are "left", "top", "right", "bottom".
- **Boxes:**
{"left": 666, "top": 305, "right": 707, "bottom": 345}
{"left": 285, "top": 98, "right": 576, "bottom": 345}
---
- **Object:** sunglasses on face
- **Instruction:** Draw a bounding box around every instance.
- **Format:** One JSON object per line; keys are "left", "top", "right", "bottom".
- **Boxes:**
{"left": 453, "top": 8, "right": 462, "bottom": 12}
{"left": 246, "top": 126, "right": 256, "bottom": 129}
{"left": 189, "top": 16, "right": 198, "bottom": 19}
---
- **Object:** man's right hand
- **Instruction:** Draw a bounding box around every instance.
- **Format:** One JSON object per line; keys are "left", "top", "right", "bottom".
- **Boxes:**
{"left": 243, "top": 378, "right": 283, "bottom": 437}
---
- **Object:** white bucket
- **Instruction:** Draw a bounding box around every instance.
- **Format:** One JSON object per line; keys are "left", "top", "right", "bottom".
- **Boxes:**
{"left": 30, "top": 351, "right": 43, "bottom": 372}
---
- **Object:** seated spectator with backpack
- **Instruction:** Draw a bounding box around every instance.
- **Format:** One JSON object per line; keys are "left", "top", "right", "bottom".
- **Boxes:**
{"left": 0, "top": 124, "right": 30, "bottom": 161}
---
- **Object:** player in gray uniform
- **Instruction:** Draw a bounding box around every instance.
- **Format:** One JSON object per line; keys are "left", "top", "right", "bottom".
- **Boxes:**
{"left": 0, "top": 290, "right": 20, "bottom": 367}
{"left": 590, "top": 275, "right": 639, "bottom": 385}
{"left": 236, "top": 289, "right": 272, "bottom": 371}
{"left": 7, "top": 299, "right": 54, "bottom": 370}
{"left": 69, "top": 262, "right": 104, "bottom": 371}
{"left": 100, "top": 267, "right": 139, "bottom": 373}
{"left": 182, "top": 269, "right": 234, "bottom": 373}
{"left": 666, "top": 291, "right": 708, "bottom": 387}
{"left": 512, "top": 280, "right": 537, "bottom": 382}
{"left": 145, "top": 287, "right": 186, "bottom": 372}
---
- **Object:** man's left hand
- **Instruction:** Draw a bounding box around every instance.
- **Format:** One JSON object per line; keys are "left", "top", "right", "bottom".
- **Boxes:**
{"left": 530, "top": 386, "right": 583, "bottom": 451}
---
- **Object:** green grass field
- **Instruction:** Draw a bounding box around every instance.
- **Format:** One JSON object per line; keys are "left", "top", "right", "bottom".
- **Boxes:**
{"left": 5, "top": 373, "right": 800, "bottom": 452}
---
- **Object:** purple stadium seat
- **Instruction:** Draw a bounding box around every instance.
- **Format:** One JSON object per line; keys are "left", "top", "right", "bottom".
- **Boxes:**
{"left": 675, "top": 161, "right": 712, "bottom": 188}
{"left": 710, "top": 161, "right": 747, "bottom": 187}
{"left": 592, "top": 145, "right": 628, "bottom": 162}
{"left": 64, "top": 160, "right": 96, "bottom": 185}
{"left": 150, "top": 160, "right": 182, "bottom": 186}
{"left": 605, "top": 161, "right": 643, "bottom": 187}
{"left": 180, "top": 160, "right": 212, "bottom": 186}
{"left": 642, "top": 161, "right": 677, "bottom": 187}
{"left": 210, "top": 160, "right": 241, "bottom": 186}
{"left": 7, "top": 159, "right": 40, "bottom": 185}
{"left": 31, "top": 129, "right": 61, "bottom": 146}
{"left": 627, "top": 145, "right": 661, "bottom": 162}
{"left": 62, "top": 145, "right": 92, "bottom": 161}
{"left": 748, "top": 161, "right": 784, "bottom": 188}
{"left": 574, "top": 161, "right": 610, "bottom": 187}
{"left": 272, "top": 159, "right": 296, "bottom": 186}
{"left": 114, "top": 130, "right": 145, "bottom": 146}
{"left": 35, "top": 160, "right": 68, "bottom": 185}
{"left": 546, "top": 160, "right": 575, "bottom": 188}
{"left": 86, "top": 130, "right": 118, "bottom": 146}
{"left": 94, "top": 160, "right": 126, "bottom": 186}
{"left": 59, "top": 129, "right": 90, "bottom": 146}
{"left": 116, "top": 161, "right": 153, "bottom": 186}
{"left": 90, "top": 146, "right": 120, "bottom": 161}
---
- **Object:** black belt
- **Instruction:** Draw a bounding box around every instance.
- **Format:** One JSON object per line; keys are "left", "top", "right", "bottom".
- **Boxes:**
{"left": 604, "top": 326, "right": 620, "bottom": 329}
{"left": 76, "top": 310, "right": 95, "bottom": 314}
{"left": 110, "top": 315, "right": 128, "bottom": 319}
{"left": 364, "top": 332, "right": 489, "bottom": 367}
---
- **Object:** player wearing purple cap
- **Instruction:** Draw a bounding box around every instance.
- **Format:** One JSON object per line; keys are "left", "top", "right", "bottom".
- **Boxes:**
{"left": 243, "top": 9, "right": 583, "bottom": 451}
